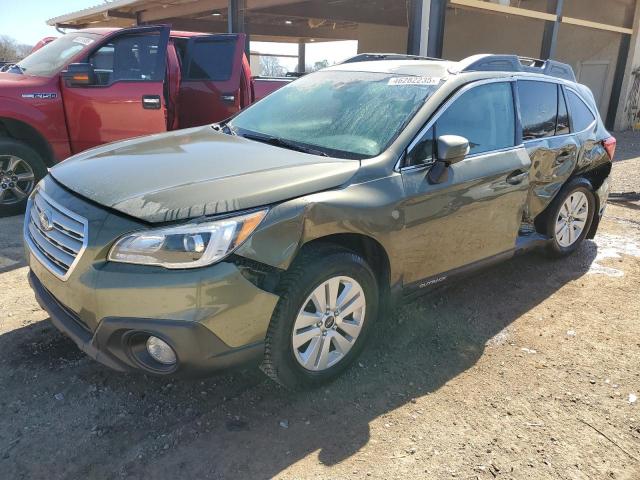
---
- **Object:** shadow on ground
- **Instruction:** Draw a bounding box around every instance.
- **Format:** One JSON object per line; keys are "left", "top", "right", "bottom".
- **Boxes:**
{"left": 0, "top": 242, "right": 598, "bottom": 479}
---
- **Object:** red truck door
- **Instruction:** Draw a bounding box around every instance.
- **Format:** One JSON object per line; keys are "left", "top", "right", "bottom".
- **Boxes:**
{"left": 178, "top": 34, "right": 247, "bottom": 128}
{"left": 61, "top": 26, "right": 170, "bottom": 153}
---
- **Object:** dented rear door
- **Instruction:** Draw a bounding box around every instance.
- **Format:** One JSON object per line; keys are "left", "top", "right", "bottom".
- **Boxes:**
{"left": 518, "top": 80, "right": 580, "bottom": 222}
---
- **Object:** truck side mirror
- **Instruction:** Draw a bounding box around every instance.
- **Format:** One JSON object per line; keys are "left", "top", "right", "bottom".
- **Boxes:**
{"left": 428, "top": 135, "right": 470, "bottom": 184}
{"left": 62, "top": 63, "right": 96, "bottom": 87}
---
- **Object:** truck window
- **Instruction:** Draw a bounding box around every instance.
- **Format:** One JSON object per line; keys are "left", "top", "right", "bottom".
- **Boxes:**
{"left": 185, "top": 39, "right": 236, "bottom": 81}
{"left": 88, "top": 33, "right": 163, "bottom": 86}
{"left": 15, "top": 33, "right": 101, "bottom": 77}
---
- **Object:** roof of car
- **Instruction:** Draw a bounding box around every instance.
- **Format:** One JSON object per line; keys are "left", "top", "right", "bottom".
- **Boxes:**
{"left": 331, "top": 54, "right": 577, "bottom": 83}
{"left": 327, "top": 59, "right": 455, "bottom": 78}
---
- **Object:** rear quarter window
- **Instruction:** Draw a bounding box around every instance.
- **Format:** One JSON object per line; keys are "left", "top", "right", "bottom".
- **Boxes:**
{"left": 566, "top": 90, "right": 596, "bottom": 132}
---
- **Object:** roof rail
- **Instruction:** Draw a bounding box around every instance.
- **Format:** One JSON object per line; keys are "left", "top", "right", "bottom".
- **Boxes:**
{"left": 453, "top": 54, "right": 576, "bottom": 82}
{"left": 341, "top": 53, "right": 443, "bottom": 64}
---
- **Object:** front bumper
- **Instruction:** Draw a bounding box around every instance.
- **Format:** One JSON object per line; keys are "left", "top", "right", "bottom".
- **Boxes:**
{"left": 24, "top": 177, "right": 281, "bottom": 376}
{"left": 29, "top": 271, "right": 267, "bottom": 375}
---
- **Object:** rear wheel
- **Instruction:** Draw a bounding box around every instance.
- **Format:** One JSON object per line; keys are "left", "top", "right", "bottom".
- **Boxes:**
{"left": 545, "top": 178, "right": 596, "bottom": 257}
{"left": 261, "top": 246, "right": 379, "bottom": 389}
{"left": 0, "top": 139, "right": 47, "bottom": 217}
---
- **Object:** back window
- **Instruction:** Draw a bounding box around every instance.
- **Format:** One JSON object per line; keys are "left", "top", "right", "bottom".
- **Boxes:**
{"left": 186, "top": 39, "right": 236, "bottom": 81}
{"left": 518, "top": 80, "right": 558, "bottom": 140}
{"left": 567, "top": 90, "right": 596, "bottom": 132}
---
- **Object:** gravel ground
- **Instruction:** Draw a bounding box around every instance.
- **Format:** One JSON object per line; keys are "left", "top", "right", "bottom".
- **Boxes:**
{"left": 1, "top": 145, "right": 640, "bottom": 479}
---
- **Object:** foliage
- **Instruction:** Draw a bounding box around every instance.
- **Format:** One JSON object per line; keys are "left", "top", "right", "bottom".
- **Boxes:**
{"left": 259, "top": 55, "right": 287, "bottom": 77}
{"left": 0, "top": 35, "right": 32, "bottom": 63}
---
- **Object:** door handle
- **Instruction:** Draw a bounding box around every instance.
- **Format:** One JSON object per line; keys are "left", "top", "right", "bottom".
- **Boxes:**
{"left": 142, "top": 95, "right": 161, "bottom": 110}
{"left": 506, "top": 170, "right": 528, "bottom": 185}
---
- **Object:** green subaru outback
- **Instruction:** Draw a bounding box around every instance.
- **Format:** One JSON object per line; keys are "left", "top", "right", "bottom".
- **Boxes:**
{"left": 24, "top": 54, "right": 614, "bottom": 388}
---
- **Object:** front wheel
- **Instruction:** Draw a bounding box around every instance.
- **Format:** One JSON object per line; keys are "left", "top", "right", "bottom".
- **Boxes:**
{"left": 545, "top": 178, "right": 596, "bottom": 257}
{"left": 0, "top": 139, "right": 47, "bottom": 217}
{"left": 261, "top": 246, "right": 379, "bottom": 389}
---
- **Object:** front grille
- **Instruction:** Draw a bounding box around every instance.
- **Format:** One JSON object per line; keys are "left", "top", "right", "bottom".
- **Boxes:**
{"left": 24, "top": 189, "right": 88, "bottom": 280}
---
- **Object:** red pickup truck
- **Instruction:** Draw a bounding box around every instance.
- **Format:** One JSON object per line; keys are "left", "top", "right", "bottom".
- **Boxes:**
{"left": 0, "top": 25, "right": 290, "bottom": 215}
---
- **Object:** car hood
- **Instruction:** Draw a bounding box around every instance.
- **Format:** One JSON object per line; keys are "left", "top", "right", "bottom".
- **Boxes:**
{"left": 50, "top": 126, "right": 360, "bottom": 223}
{"left": 0, "top": 72, "right": 51, "bottom": 90}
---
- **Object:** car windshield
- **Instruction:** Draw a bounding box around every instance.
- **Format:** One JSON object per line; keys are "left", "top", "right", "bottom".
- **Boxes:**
{"left": 228, "top": 70, "right": 441, "bottom": 159}
{"left": 14, "top": 33, "right": 101, "bottom": 77}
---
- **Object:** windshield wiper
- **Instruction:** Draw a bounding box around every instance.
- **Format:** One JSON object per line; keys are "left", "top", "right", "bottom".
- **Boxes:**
{"left": 240, "top": 132, "right": 328, "bottom": 157}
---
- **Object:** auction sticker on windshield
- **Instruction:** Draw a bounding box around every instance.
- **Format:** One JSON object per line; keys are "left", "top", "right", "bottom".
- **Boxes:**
{"left": 388, "top": 76, "right": 441, "bottom": 86}
{"left": 72, "top": 37, "right": 95, "bottom": 46}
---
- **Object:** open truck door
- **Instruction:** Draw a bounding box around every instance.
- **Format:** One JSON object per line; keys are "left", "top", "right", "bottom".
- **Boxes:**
{"left": 60, "top": 26, "right": 170, "bottom": 153}
{"left": 178, "top": 33, "right": 249, "bottom": 128}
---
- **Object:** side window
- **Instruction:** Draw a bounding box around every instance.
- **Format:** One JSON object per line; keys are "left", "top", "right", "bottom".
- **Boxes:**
{"left": 89, "top": 33, "right": 161, "bottom": 86}
{"left": 406, "top": 127, "right": 434, "bottom": 166}
{"left": 567, "top": 90, "right": 596, "bottom": 132}
{"left": 518, "top": 80, "right": 557, "bottom": 140}
{"left": 556, "top": 86, "right": 570, "bottom": 135}
{"left": 186, "top": 39, "right": 236, "bottom": 81}
{"left": 436, "top": 82, "right": 515, "bottom": 155}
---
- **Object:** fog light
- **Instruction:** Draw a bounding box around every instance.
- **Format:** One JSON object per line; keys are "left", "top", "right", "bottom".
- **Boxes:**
{"left": 146, "top": 336, "right": 177, "bottom": 365}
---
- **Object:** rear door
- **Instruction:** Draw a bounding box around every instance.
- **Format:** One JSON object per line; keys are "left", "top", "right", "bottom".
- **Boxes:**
{"left": 178, "top": 34, "right": 247, "bottom": 128}
{"left": 518, "top": 80, "right": 581, "bottom": 222}
{"left": 61, "top": 26, "right": 170, "bottom": 154}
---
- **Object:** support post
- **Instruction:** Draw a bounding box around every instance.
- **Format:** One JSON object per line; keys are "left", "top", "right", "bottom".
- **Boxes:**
{"left": 298, "top": 40, "right": 306, "bottom": 73}
{"left": 228, "top": 0, "right": 249, "bottom": 61}
{"left": 427, "top": 0, "right": 446, "bottom": 58}
{"left": 540, "top": 0, "right": 563, "bottom": 60}
{"left": 607, "top": 33, "right": 632, "bottom": 129}
{"left": 407, "top": 0, "right": 424, "bottom": 55}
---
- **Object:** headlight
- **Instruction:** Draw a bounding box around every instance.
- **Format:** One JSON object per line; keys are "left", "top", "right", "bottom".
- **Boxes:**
{"left": 108, "top": 209, "right": 267, "bottom": 268}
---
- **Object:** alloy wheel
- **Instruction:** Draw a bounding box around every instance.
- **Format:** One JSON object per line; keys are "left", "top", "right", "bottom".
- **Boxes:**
{"left": 291, "top": 275, "right": 366, "bottom": 371}
{"left": 0, "top": 155, "right": 35, "bottom": 205}
{"left": 555, "top": 190, "right": 589, "bottom": 247}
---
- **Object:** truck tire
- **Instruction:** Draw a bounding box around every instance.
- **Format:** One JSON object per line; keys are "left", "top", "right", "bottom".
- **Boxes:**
{"left": 261, "top": 245, "right": 379, "bottom": 389}
{"left": 544, "top": 177, "right": 596, "bottom": 257}
{"left": 0, "top": 139, "right": 47, "bottom": 217}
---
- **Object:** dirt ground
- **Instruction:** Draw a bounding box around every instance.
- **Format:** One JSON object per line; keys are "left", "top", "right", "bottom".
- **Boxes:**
{"left": 1, "top": 153, "right": 640, "bottom": 480}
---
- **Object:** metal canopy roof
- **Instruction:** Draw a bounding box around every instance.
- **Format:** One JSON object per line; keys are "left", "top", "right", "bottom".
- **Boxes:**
{"left": 46, "top": 0, "right": 408, "bottom": 43}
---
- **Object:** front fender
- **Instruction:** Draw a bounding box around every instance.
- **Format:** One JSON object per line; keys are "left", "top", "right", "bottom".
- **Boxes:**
{"left": 235, "top": 174, "right": 405, "bottom": 285}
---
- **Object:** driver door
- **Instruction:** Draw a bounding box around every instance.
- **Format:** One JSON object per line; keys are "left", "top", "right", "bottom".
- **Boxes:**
{"left": 400, "top": 80, "right": 531, "bottom": 286}
{"left": 61, "top": 26, "right": 170, "bottom": 154}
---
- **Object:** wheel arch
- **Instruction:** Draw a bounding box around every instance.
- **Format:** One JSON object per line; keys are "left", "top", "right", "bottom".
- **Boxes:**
{"left": 297, "top": 232, "right": 393, "bottom": 305}
{"left": 0, "top": 117, "right": 55, "bottom": 167}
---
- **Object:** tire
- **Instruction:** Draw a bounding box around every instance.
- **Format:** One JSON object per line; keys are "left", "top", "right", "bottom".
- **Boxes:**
{"left": 261, "top": 245, "right": 379, "bottom": 389}
{"left": 0, "top": 139, "right": 47, "bottom": 217}
{"left": 544, "top": 177, "right": 596, "bottom": 257}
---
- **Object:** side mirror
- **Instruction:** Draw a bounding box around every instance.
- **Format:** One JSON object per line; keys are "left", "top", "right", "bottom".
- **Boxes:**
{"left": 437, "top": 135, "right": 469, "bottom": 164}
{"left": 62, "top": 63, "right": 96, "bottom": 87}
{"left": 428, "top": 135, "right": 470, "bottom": 185}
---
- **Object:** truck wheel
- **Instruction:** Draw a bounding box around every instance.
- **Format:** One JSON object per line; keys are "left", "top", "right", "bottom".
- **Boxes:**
{"left": 0, "top": 139, "right": 47, "bottom": 217}
{"left": 545, "top": 177, "right": 596, "bottom": 257}
{"left": 261, "top": 245, "right": 379, "bottom": 389}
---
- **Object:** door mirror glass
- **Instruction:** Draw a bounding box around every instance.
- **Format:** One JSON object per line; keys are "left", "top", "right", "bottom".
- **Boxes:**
{"left": 62, "top": 63, "right": 96, "bottom": 87}
{"left": 437, "top": 135, "right": 469, "bottom": 164}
